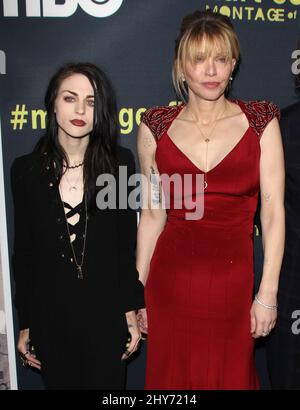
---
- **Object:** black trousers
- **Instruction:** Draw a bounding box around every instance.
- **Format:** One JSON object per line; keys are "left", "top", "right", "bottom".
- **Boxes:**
{"left": 266, "top": 315, "right": 300, "bottom": 390}
{"left": 41, "top": 355, "right": 126, "bottom": 390}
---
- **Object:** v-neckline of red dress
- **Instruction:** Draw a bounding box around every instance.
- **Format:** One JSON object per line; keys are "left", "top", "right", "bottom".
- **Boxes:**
{"left": 164, "top": 99, "right": 251, "bottom": 175}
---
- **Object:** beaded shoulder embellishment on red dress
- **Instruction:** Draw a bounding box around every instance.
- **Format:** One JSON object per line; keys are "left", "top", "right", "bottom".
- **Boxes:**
{"left": 141, "top": 105, "right": 184, "bottom": 141}
{"left": 237, "top": 100, "right": 280, "bottom": 139}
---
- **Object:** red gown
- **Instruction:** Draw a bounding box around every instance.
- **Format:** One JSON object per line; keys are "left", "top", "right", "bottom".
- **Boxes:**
{"left": 142, "top": 100, "right": 280, "bottom": 390}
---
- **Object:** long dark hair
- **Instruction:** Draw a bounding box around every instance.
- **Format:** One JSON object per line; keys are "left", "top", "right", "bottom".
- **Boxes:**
{"left": 35, "top": 62, "right": 118, "bottom": 210}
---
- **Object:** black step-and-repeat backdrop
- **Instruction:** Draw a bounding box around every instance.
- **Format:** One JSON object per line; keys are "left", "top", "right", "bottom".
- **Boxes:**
{"left": 0, "top": 0, "right": 299, "bottom": 390}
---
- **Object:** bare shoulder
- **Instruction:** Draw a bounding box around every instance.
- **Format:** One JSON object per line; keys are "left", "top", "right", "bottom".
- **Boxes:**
{"left": 137, "top": 121, "right": 157, "bottom": 166}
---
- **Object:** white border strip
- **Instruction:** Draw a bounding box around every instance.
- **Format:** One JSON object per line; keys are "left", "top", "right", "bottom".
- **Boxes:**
{"left": 0, "top": 117, "right": 18, "bottom": 389}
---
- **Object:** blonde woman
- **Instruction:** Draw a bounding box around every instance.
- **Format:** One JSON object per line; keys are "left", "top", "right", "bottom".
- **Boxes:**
{"left": 136, "top": 10, "right": 285, "bottom": 389}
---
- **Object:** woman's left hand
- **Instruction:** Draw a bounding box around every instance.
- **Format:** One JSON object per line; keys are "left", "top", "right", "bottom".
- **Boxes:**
{"left": 121, "top": 310, "right": 141, "bottom": 360}
{"left": 250, "top": 294, "right": 277, "bottom": 338}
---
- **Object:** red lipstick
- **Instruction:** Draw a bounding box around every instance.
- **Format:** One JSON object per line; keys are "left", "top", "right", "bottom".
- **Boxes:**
{"left": 70, "top": 119, "right": 86, "bottom": 127}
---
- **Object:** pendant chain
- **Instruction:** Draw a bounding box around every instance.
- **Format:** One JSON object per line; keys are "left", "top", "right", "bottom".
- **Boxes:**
{"left": 59, "top": 187, "right": 88, "bottom": 280}
{"left": 193, "top": 103, "right": 227, "bottom": 189}
{"left": 63, "top": 166, "right": 83, "bottom": 192}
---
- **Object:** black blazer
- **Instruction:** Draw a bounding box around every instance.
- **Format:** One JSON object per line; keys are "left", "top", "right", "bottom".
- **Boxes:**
{"left": 11, "top": 145, "right": 144, "bottom": 375}
{"left": 277, "top": 102, "right": 300, "bottom": 315}
{"left": 266, "top": 101, "right": 300, "bottom": 389}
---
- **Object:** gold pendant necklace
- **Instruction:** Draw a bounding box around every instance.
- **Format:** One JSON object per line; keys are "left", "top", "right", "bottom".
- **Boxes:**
{"left": 193, "top": 103, "right": 227, "bottom": 189}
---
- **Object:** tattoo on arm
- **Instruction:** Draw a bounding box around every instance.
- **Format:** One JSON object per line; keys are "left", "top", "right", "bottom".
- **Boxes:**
{"left": 262, "top": 193, "right": 271, "bottom": 202}
{"left": 150, "top": 166, "right": 161, "bottom": 205}
{"left": 143, "top": 136, "right": 153, "bottom": 148}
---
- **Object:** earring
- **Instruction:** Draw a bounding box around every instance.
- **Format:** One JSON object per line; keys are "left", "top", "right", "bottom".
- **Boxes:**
{"left": 181, "top": 73, "right": 186, "bottom": 82}
{"left": 226, "top": 76, "right": 233, "bottom": 93}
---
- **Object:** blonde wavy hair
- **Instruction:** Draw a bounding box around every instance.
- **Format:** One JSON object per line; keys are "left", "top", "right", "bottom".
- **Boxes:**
{"left": 172, "top": 10, "right": 240, "bottom": 102}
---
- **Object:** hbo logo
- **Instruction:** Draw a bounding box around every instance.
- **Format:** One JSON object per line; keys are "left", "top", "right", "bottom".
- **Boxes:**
{"left": 2, "top": 0, "right": 123, "bottom": 18}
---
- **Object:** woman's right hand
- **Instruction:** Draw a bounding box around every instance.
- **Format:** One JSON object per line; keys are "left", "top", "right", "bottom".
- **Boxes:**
{"left": 137, "top": 308, "right": 148, "bottom": 334}
{"left": 17, "top": 328, "right": 41, "bottom": 370}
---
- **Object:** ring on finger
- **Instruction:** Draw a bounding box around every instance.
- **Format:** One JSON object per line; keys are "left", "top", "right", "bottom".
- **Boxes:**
{"left": 20, "top": 356, "right": 28, "bottom": 366}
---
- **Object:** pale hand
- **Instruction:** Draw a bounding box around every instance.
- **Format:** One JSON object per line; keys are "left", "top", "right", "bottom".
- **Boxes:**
{"left": 250, "top": 294, "right": 277, "bottom": 338}
{"left": 121, "top": 311, "right": 141, "bottom": 360}
{"left": 17, "top": 328, "right": 41, "bottom": 370}
{"left": 137, "top": 308, "right": 148, "bottom": 334}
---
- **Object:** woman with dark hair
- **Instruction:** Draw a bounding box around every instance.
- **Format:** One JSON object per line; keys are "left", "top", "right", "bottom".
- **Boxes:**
{"left": 136, "top": 10, "right": 285, "bottom": 389}
{"left": 11, "top": 62, "right": 144, "bottom": 389}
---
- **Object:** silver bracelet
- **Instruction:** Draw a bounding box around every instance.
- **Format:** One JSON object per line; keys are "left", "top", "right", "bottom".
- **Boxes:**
{"left": 255, "top": 294, "right": 278, "bottom": 310}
